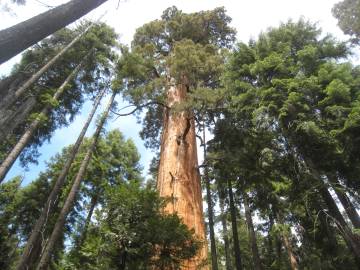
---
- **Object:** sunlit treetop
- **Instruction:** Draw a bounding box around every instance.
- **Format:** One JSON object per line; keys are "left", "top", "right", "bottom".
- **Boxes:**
{"left": 133, "top": 6, "right": 236, "bottom": 54}
{"left": 113, "top": 7, "right": 236, "bottom": 150}
{"left": 114, "top": 6, "right": 236, "bottom": 102}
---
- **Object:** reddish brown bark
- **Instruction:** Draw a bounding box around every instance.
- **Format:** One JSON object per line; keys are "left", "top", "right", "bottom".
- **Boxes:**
{"left": 157, "top": 81, "right": 208, "bottom": 269}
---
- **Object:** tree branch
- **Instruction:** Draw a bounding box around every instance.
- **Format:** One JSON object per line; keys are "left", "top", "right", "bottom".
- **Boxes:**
{"left": 111, "top": 101, "right": 169, "bottom": 118}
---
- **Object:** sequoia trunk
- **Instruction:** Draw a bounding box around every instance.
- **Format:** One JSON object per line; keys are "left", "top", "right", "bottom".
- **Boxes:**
{"left": 0, "top": 0, "right": 107, "bottom": 64}
{"left": 157, "top": 81, "right": 208, "bottom": 269}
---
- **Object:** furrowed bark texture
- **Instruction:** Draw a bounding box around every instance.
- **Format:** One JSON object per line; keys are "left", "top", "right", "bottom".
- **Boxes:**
{"left": 0, "top": 0, "right": 107, "bottom": 64}
{"left": 15, "top": 87, "right": 105, "bottom": 270}
{"left": 157, "top": 82, "right": 208, "bottom": 269}
{"left": 36, "top": 91, "right": 116, "bottom": 270}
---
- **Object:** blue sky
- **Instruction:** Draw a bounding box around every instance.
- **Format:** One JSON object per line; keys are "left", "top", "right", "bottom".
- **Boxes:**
{"left": 0, "top": 0, "right": 350, "bottom": 185}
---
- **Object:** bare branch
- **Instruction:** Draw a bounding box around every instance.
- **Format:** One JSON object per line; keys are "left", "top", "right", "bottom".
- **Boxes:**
{"left": 111, "top": 101, "right": 169, "bottom": 119}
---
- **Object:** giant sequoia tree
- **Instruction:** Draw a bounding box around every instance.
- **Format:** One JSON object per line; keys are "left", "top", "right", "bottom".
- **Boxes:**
{"left": 2, "top": 3, "right": 360, "bottom": 270}
{"left": 114, "top": 6, "right": 236, "bottom": 269}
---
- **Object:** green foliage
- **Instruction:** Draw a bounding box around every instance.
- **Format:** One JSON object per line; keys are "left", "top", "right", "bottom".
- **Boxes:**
{"left": 0, "top": 21, "right": 118, "bottom": 167}
{"left": 0, "top": 128, "right": 199, "bottom": 269}
{"left": 208, "top": 18, "right": 359, "bottom": 270}
{"left": 69, "top": 181, "right": 200, "bottom": 270}
{"left": 333, "top": 0, "right": 360, "bottom": 43}
{"left": 114, "top": 6, "right": 236, "bottom": 149}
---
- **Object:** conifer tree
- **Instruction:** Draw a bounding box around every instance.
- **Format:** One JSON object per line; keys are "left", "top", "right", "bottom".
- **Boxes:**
{"left": 15, "top": 87, "right": 106, "bottom": 270}
{"left": 36, "top": 91, "right": 116, "bottom": 270}
{"left": 114, "top": 7, "right": 236, "bottom": 268}
{"left": 0, "top": 22, "right": 117, "bottom": 174}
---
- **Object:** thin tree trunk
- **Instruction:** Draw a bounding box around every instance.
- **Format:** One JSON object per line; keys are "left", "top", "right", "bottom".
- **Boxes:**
{"left": 0, "top": 58, "right": 86, "bottom": 183}
{"left": 281, "top": 231, "right": 298, "bottom": 270}
{"left": 327, "top": 174, "right": 360, "bottom": 229}
{"left": 156, "top": 80, "right": 208, "bottom": 269}
{"left": 36, "top": 91, "right": 116, "bottom": 270}
{"left": 268, "top": 212, "right": 280, "bottom": 267}
{"left": 275, "top": 211, "right": 298, "bottom": 270}
{"left": 0, "top": 27, "right": 92, "bottom": 116}
{"left": 218, "top": 184, "right": 232, "bottom": 270}
{"left": 0, "top": 0, "right": 108, "bottom": 64}
{"left": 313, "top": 200, "right": 339, "bottom": 255}
{"left": 77, "top": 194, "right": 98, "bottom": 248}
{"left": 319, "top": 184, "right": 360, "bottom": 265}
{"left": 227, "top": 178, "right": 243, "bottom": 270}
{"left": 202, "top": 123, "right": 218, "bottom": 270}
{"left": 305, "top": 159, "right": 360, "bottom": 260}
{"left": 15, "top": 87, "right": 106, "bottom": 270}
{"left": 243, "top": 192, "right": 262, "bottom": 270}
{"left": 118, "top": 250, "right": 127, "bottom": 270}
{"left": 0, "top": 96, "right": 36, "bottom": 141}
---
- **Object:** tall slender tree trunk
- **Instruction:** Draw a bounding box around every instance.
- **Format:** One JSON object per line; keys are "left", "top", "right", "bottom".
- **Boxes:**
{"left": 243, "top": 192, "right": 262, "bottom": 270}
{"left": 327, "top": 174, "right": 360, "bottom": 229}
{"left": 218, "top": 182, "right": 232, "bottom": 270}
{"left": 281, "top": 231, "right": 298, "bottom": 270}
{"left": 0, "top": 0, "right": 108, "bottom": 64}
{"left": 156, "top": 80, "right": 208, "bottom": 269}
{"left": 15, "top": 87, "right": 106, "bottom": 270}
{"left": 0, "top": 58, "right": 87, "bottom": 183}
{"left": 275, "top": 212, "right": 298, "bottom": 270}
{"left": 202, "top": 123, "right": 218, "bottom": 270}
{"left": 36, "top": 91, "right": 116, "bottom": 270}
{"left": 0, "top": 28, "right": 92, "bottom": 117}
{"left": 304, "top": 158, "right": 360, "bottom": 266}
{"left": 319, "top": 184, "right": 360, "bottom": 266}
{"left": 267, "top": 212, "right": 281, "bottom": 267}
{"left": 227, "top": 178, "right": 243, "bottom": 270}
{"left": 313, "top": 200, "right": 339, "bottom": 255}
